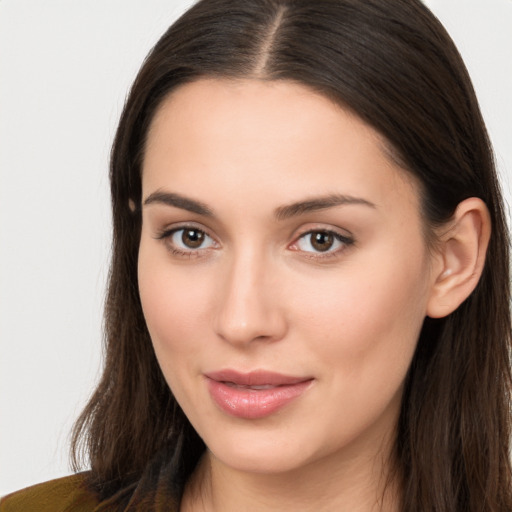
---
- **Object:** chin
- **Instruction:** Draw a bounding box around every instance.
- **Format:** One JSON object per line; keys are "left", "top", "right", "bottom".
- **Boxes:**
{"left": 210, "top": 443, "right": 311, "bottom": 475}
{"left": 197, "top": 420, "right": 330, "bottom": 476}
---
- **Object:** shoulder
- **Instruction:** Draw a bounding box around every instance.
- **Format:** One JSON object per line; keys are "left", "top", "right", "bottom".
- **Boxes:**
{"left": 0, "top": 473, "right": 100, "bottom": 512}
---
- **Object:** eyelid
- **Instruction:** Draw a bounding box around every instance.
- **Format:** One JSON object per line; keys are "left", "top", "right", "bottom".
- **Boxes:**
{"left": 288, "top": 225, "right": 355, "bottom": 258}
{"left": 154, "top": 222, "right": 219, "bottom": 257}
{"left": 154, "top": 221, "right": 215, "bottom": 239}
{"left": 290, "top": 223, "right": 354, "bottom": 242}
{"left": 153, "top": 221, "right": 354, "bottom": 260}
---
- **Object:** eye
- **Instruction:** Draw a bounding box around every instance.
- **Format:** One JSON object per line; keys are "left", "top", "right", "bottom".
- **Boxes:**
{"left": 293, "top": 230, "right": 353, "bottom": 255}
{"left": 157, "top": 227, "right": 217, "bottom": 254}
{"left": 174, "top": 228, "right": 210, "bottom": 249}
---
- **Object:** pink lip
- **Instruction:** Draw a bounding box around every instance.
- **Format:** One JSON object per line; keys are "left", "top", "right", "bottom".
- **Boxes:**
{"left": 205, "top": 370, "right": 313, "bottom": 419}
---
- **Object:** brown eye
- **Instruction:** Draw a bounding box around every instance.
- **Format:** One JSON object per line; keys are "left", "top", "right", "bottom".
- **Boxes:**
{"left": 182, "top": 229, "right": 205, "bottom": 248}
{"left": 161, "top": 227, "right": 216, "bottom": 253}
{"left": 310, "top": 231, "right": 334, "bottom": 252}
{"left": 294, "top": 229, "right": 353, "bottom": 256}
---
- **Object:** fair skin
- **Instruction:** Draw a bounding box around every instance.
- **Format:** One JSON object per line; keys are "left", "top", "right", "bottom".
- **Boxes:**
{"left": 137, "top": 79, "right": 490, "bottom": 511}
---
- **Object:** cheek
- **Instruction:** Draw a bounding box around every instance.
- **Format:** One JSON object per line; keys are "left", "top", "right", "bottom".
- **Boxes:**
{"left": 137, "top": 240, "right": 215, "bottom": 368}
{"left": 291, "top": 247, "right": 430, "bottom": 388}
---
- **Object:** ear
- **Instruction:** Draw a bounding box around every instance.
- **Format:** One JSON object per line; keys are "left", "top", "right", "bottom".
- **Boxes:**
{"left": 427, "top": 197, "right": 491, "bottom": 319}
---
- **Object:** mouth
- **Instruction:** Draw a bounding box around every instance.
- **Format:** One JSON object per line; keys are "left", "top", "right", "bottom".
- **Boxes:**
{"left": 223, "top": 383, "right": 278, "bottom": 390}
{"left": 205, "top": 370, "right": 314, "bottom": 419}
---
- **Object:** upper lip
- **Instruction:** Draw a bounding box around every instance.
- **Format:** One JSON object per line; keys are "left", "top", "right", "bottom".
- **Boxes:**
{"left": 205, "top": 369, "right": 312, "bottom": 386}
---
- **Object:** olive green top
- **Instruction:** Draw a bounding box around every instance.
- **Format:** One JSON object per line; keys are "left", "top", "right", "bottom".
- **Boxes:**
{"left": 0, "top": 474, "right": 100, "bottom": 512}
{"left": 1, "top": 469, "right": 183, "bottom": 511}
{"left": 0, "top": 441, "right": 185, "bottom": 512}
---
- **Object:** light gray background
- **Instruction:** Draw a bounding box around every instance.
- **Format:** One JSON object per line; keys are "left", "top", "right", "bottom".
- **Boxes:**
{"left": 1, "top": 0, "right": 511, "bottom": 496}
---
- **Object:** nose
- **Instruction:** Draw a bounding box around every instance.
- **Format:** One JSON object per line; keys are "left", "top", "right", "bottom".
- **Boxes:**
{"left": 213, "top": 249, "right": 288, "bottom": 347}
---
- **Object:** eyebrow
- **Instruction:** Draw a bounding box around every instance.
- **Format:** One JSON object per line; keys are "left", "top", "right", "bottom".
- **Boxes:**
{"left": 143, "top": 191, "right": 213, "bottom": 216}
{"left": 143, "top": 191, "right": 375, "bottom": 219}
{"left": 274, "top": 194, "right": 376, "bottom": 221}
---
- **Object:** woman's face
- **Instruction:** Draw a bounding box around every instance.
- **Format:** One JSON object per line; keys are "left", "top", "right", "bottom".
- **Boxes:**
{"left": 138, "top": 79, "right": 438, "bottom": 476}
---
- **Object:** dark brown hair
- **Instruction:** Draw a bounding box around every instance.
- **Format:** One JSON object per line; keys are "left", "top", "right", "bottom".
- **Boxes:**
{"left": 71, "top": 0, "right": 512, "bottom": 509}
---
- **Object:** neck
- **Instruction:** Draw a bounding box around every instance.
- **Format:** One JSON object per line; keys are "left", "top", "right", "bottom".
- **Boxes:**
{"left": 181, "top": 439, "right": 400, "bottom": 512}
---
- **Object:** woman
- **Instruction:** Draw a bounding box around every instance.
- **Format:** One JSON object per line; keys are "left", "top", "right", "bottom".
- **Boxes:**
{"left": 2, "top": 0, "right": 511, "bottom": 510}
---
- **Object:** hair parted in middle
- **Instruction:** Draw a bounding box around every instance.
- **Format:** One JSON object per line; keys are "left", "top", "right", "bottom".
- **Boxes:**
{"left": 71, "top": 1, "right": 512, "bottom": 510}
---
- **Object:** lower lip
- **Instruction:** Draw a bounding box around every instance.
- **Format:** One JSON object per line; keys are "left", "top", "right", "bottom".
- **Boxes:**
{"left": 206, "top": 378, "right": 312, "bottom": 419}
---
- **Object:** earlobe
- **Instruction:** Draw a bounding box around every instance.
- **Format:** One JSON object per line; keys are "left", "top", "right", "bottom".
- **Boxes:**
{"left": 426, "top": 197, "right": 491, "bottom": 319}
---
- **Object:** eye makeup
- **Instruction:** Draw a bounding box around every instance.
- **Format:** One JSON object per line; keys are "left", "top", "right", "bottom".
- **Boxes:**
{"left": 154, "top": 222, "right": 355, "bottom": 262}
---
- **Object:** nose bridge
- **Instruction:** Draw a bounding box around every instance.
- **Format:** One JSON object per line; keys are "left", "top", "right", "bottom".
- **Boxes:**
{"left": 214, "top": 244, "right": 286, "bottom": 346}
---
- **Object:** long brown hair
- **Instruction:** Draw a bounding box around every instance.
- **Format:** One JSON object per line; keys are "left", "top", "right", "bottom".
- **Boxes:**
{"left": 71, "top": 0, "right": 512, "bottom": 509}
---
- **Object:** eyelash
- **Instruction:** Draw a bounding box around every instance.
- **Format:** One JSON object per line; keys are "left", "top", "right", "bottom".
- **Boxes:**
{"left": 155, "top": 226, "right": 355, "bottom": 260}
{"left": 291, "top": 229, "right": 355, "bottom": 260}
{"left": 155, "top": 226, "right": 217, "bottom": 258}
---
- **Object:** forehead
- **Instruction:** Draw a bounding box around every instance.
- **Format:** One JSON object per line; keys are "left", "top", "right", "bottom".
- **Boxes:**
{"left": 142, "top": 78, "right": 420, "bottom": 218}
{"left": 146, "top": 78, "right": 387, "bottom": 161}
